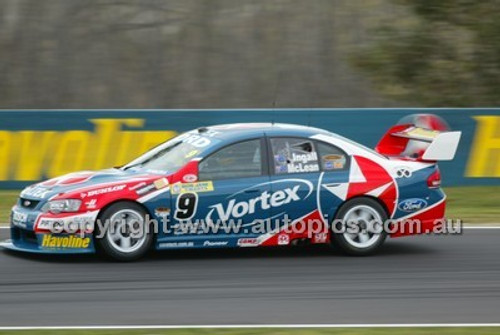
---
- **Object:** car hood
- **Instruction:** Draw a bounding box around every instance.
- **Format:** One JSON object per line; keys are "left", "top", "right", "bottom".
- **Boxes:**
{"left": 19, "top": 169, "right": 164, "bottom": 201}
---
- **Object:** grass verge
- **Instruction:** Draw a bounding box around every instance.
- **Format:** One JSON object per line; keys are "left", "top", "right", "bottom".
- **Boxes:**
{"left": 444, "top": 186, "right": 500, "bottom": 224}
{"left": 0, "top": 186, "right": 499, "bottom": 225}
{"left": 0, "top": 190, "right": 18, "bottom": 224}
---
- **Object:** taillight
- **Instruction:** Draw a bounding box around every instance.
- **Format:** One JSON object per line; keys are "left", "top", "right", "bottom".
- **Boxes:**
{"left": 427, "top": 168, "right": 441, "bottom": 188}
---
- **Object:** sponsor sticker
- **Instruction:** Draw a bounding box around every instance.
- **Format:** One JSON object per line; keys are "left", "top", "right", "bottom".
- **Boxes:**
{"left": 84, "top": 184, "right": 126, "bottom": 197}
{"left": 275, "top": 154, "right": 286, "bottom": 163}
{"left": 41, "top": 234, "right": 91, "bottom": 249}
{"left": 12, "top": 210, "right": 28, "bottom": 228}
{"left": 333, "top": 162, "right": 344, "bottom": 169}
{"left": 322, "top": 154, "right": 346, "bottom": 170}
{"left": 84, "top": 199, "right": 97, "bottom": 209}
{"left": 37, "top": 219, "right": 63, "bottom": 231}
{"left": 129, "top": 182, "right": 147, "bottom": 191}
{"left": 154, "top": 178, "right": 169, "bottom": 190}
{"left": 276, "top": 165, "right": 288, "bottom": 173}
{"left": 185, "top": 149, "right": 199, "bottom": 158}
{"left": 35, "top": 212, "right": 97, "bottom": 233}
{"left": 183, "top": 174, "right": 198, "bottom": 183}
{"left": 314, "top": 232, "right": 328, "bottom": 243}
{"left": 159, "top": 241, "right": 194, "bottom": 248}
{"left": 203, "top": 240, "right": 229, "bottom": 247}
{"left": 394, "top": 167, "right": 412, "bottom": 178}
{"left": 237, "top": 238, "right": 259, "bottom": 247}
{"left": 154, "top": 207, "right": 171, "bottom": 218}
{"left": 171, "top": 181, "right": 214, "bottom": 194}
{"left": 278, "top": 234, "right": 290, "bottom": 245}
{"left": 135, "top": 184, "right": 156, "bottom": 195}
{"left": 399, "top": 127, "right": 440, "bottom": 141}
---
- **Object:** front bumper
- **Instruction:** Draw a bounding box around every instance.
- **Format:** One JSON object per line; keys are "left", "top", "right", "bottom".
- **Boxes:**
{"left": 1, "top": 202, "right": 100, "bottom": 254}
{"left": 1, "top": 225, "right": 96, "bottom": 255}
{"left": 0, "top": 237, "right": 95, "bottom": 254}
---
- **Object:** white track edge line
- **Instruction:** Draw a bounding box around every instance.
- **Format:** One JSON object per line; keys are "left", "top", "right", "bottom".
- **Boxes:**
{"left": 1, "top": 324, "right": 500, "bottom": 330}
{"left": 463, "top": 226, "right": 500, "bottom": 229}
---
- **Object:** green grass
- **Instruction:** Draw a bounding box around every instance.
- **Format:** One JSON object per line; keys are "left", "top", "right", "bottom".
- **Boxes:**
{"left": 1, "top": 186, "right": 499, "bottom": 225}
{"left": 0, "top": 328, "right": 499, "bottom": 335}
{"left": 0, "top": 190, "right": 18, "bottom": 224}
{"left": 445, "top": 186, "right": 500, "bottom": 223}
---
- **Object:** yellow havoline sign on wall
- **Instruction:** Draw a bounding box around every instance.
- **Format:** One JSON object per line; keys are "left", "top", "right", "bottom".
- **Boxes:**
{"left": 0, "top": 109, "right": 498, "bottom": 187}
{"left": 467, "top": 116, "right": 500, "bottom": 178}
{"left": 0, "top": 118, "right": 176, "bottom": 181}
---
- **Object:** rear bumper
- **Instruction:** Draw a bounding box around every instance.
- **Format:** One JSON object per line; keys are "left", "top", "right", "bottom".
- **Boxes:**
{"left": 390, "top": 198, "right": 446, "bottom": 238}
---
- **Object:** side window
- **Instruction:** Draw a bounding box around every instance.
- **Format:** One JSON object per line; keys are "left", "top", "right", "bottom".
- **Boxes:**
{"left": 199, "top": 139, "right": 262, "bottom": 180}
{"left": 316, "top": 141, "right": 350, "bottom": 171}
{"left": 270, "top": 137, "right": 320, "bottom": 174}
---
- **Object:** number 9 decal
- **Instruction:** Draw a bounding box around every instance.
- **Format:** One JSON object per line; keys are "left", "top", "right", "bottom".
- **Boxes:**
{"left": 174, "top": 192, "right": 198, "bottom": 220}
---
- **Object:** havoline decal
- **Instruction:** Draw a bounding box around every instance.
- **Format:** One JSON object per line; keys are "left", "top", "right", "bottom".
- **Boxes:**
{"left": 205, "top": 179, "right": 313, "bottom": 223}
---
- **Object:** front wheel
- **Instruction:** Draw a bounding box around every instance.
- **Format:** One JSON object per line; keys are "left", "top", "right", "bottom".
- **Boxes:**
{"left": 331, "top": 198, "right": 388, "bottom": 256}
{"left": 94, "top": 202, "right": 154, "bottom": 261}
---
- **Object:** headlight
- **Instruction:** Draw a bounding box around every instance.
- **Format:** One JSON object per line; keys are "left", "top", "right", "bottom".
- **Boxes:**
{"left": 42, "top": 199, "right": 82, "bottom": 214}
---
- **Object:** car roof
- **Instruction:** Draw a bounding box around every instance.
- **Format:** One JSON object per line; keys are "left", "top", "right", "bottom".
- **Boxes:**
{"left": 200, "top": 123, "right": 331, "bottom": 141}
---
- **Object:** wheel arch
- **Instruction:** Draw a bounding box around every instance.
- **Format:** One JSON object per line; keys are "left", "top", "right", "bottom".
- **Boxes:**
{"left": 95, "top": 199, "right": 153, "bottom": 222}
{"left": 332, "top": 195, "right": 390, "bottom": 222}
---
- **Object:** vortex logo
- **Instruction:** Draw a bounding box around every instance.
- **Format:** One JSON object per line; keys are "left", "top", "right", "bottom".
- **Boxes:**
{"left": 206, "top": 179, "right": 313, "bottom": 222}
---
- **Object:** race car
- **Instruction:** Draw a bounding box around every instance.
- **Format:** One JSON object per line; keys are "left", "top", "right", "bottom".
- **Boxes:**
{"left": 1, "top": 115, "right": 461, "bottom": 261}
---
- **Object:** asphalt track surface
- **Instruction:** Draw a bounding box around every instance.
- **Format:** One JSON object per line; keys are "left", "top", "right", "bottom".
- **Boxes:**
{"left": 0, "top": 228, "right": 499, "bottom": 327}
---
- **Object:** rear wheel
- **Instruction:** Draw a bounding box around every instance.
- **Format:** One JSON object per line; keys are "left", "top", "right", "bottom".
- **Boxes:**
{"left": 331, "top": 198, "right": 387, "bottom": 256}
{"left": 95, "top": 202, "right": 154, "bottom": 261}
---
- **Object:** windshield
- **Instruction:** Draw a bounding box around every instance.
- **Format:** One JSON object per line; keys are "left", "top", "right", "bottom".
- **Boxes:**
{"left": 122, "top": 132, "right": 220, "bottom": 174}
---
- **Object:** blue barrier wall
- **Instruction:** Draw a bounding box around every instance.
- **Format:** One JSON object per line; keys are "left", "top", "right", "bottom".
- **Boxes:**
{"left": 0, "top": 109, "right": 498, "bottom": 188}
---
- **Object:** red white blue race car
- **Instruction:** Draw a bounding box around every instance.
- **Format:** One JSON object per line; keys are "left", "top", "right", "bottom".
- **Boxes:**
{"left": 1, "top": 115, "right": 461, "bottom": 261}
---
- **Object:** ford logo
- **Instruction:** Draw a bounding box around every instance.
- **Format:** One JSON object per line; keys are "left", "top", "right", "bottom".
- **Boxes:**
{"left": 398, "top": 198, "right": 427, "bottom": 213}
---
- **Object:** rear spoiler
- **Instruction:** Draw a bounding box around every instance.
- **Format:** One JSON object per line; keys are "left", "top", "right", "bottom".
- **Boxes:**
{"left": 375, "top": 124, "right": 461, "bottom": 161}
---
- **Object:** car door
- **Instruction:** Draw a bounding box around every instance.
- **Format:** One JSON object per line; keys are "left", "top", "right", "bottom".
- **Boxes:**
{"left": 266, "top": 137, "right": 322, "bottom": 236}
{"left": 167, "top": 138, "right": 271, "bottom": 248}
{"left": 264, "top": 137, "right": 351, "bottom": 245}
{"left": 314, "top": 140, "right": 351, "bottom": 226}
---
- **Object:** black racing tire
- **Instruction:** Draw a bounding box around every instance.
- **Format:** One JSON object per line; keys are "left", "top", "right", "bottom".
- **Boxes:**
{"left": 94, "top": 202, "right": 154, "bottom": 261}
{"left": 331, "top": 197, "right": 388, "bottom": 256}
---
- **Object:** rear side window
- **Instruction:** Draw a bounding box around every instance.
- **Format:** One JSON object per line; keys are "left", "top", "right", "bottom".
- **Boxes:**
{"left": 270, "top": 137, "right": 320, "bottom": 174}
{"left": 316, "top": 141, "right": 350, "bottom": 171}
{"left": 199, "top": 139, "right": 262, "bottom": 180}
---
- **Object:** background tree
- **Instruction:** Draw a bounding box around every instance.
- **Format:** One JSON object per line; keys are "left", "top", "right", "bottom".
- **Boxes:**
{"left": 352, "top": 0, "right": 500, "bottom": 107}
{"left": 0, "top": 0, "right": 394, "bottom": 109}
